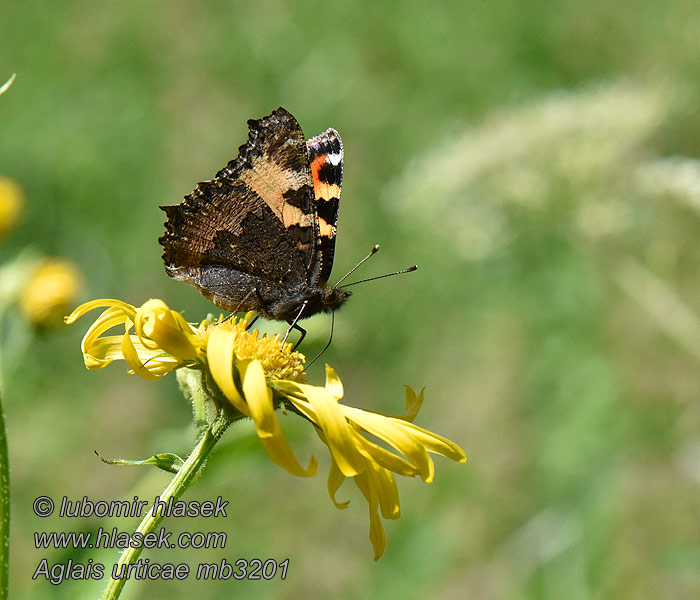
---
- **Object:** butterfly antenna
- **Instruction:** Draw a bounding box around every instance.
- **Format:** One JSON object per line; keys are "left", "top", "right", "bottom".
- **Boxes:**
{"left": 340, "top": 264, "right": 418, "bottom": 288}
{"left": 304, "top": 310, "right": 335, "bottom": 371}
{"left": 334, "top": 244, "right": 381, "bottom": 287}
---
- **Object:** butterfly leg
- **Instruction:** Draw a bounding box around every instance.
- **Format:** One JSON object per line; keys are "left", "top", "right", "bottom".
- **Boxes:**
{"left": 282, "top": 301, "right": 308, "bottom": 349}
{"left": 289, "top": 323, "right": 307, "bottom": 351}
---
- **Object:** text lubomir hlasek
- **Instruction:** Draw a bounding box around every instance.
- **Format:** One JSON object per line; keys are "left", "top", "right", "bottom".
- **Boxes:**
{"left": 57, "top": 495, "right": 229, "bottom": 518}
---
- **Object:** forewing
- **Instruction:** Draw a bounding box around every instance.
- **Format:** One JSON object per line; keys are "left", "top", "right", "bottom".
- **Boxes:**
{"left": 306, "top": 127, "right": 343, "bottom": 285}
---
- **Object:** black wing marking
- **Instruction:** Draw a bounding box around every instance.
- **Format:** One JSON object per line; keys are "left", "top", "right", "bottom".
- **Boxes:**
{"left": 307, "top": 127, "right": 343, "bottom": 285}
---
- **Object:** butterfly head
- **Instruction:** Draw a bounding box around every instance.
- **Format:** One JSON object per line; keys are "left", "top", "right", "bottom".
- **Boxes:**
{"left": 319, "top": 286, "right": 352, "bottom": 314}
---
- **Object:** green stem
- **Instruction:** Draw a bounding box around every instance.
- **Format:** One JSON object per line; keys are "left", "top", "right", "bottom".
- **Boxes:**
{"left": 98, "top": 410, "right": 232, "bottom": 600}
{"left": 0, "top": 391, "right": 9, "bottom": 600}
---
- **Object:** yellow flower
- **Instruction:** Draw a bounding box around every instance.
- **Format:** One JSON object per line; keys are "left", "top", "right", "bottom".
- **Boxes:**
{"left": 20, "top": 258, "right": 82, "bottom": 326}
{"left": 65, "top": 298, "right": 304, "bottom": 381}
{"left": 272, "top": 369, "right": 466, "bottom": 559}
{"left": 0, "top": 176, "right": 23, "bottom": 238}
{"left": 67, "top": 298, "right": 466, "bottom": 559}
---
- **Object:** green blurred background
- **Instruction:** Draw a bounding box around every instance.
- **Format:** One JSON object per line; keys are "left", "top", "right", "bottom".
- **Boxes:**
{"left": 3, "top": 1, "right": 700, "bottom": 598}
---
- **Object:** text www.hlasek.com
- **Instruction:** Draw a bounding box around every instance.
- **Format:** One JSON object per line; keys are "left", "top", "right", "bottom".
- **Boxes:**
{"left": 34, "top": 527, "right": 226, "bottom": 550}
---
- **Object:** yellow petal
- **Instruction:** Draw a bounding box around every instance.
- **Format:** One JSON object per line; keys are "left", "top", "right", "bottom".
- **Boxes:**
{"left": 343, "top": 406, "right": 434, "bottom": 481}
{"left": 324, "top": 364, "right": 344, "bottom": 399}
{"left": 364, "top": 460, "right": 401, "bottom": 520}
{"left": 354, "top": 471, "right": 387, "bottom": 561}
{"left": 239, "top": 359, "right": 276, "bottom": 437}
{"left": 351, "top": 428, "right": 420, "bottom": 477}
{"left": 80, "top": 308, "right": 124, "bottom": 344}
{"left": 78, "top": 307, "right": 132, "bottom": 368}
{"left": 391, "top": 419, "right": 467, "bottom": 464}
{"left": 284, "top": 381, "right": 365, "bottom": 478}
{"left": 398, "top": 385, "right": 424, "bottom": 422}
{"left": 120, "top": 326, "right": 166, "bottom": 380}
{"left": 81, "top": 335, "right": 181, "bottom": 374}
{"left": 135, "top": 300, "right": 201, "bottom": 360}
{"left": 258, "top": 435, "right": 319, "bottom": 478}
{"left": 81, "top": 335, "right": 124, "bottom": 369}
{"left": 207, "top": 325, "right": 247, "bottom": 414}
{"left": 240, "top": 359, "right": 317, "bottom": 477}
{"left": 326, "top": 456, "right": 350, "bottom": 509}
{"left": 65, "top": 298, "right": 136, "bottom": 325}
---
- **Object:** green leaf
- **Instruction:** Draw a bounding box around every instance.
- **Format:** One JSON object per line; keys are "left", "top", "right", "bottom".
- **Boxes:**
{"left": 95, "top": 451, "right": 184, "bottom": 474}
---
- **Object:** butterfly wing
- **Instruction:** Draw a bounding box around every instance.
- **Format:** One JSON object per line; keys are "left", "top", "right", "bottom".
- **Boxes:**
{"left": 306, "top": 127, "right": 343, "bottom": 286}
{"left": 159, "top": 107, "right": 320, "bottom": 315}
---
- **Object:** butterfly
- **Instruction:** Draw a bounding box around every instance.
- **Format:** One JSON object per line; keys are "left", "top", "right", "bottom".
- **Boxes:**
{"left": 159, "top": 107, "right": 352, "bottom": 344}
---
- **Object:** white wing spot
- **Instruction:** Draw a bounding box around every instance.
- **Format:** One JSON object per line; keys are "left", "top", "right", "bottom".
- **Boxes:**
{"left": 326, "top": 152, "right": 342, "bottom": 166}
